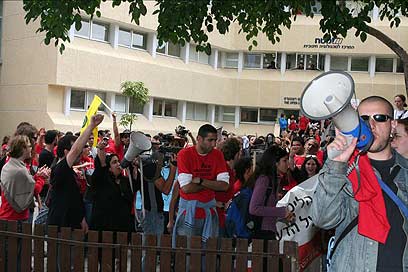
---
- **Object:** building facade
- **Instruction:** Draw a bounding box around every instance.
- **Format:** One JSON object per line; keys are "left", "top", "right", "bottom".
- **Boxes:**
{"left": 0, "top": 1, "right": 407, "bottom": 137}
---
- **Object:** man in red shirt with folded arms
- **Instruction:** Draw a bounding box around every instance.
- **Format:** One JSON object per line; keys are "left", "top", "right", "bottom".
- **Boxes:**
{"left": 174, "top": 124, "right": 229, "bottom": 242}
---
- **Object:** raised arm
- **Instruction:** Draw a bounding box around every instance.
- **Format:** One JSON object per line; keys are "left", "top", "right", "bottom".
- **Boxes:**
{"left": 67, "top": 114, "right": 104, "bottom": 168}
{"left": 112, "top": 112, "right": 121, "bottom": 148}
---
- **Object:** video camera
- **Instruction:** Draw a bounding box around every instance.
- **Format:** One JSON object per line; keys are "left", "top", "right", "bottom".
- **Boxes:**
{"left": 158, "top": 133, "right": 183, "bottom": 166}
{"left": 175, "top": 125, "right": 189, "bottom": 137}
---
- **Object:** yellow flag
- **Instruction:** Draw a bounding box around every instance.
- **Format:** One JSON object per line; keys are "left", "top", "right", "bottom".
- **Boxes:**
{"left": 80, "top": 95, "right": 102, "bottom": 147}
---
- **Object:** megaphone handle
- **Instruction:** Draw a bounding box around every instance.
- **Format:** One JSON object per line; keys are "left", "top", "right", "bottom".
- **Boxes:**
{"left": 327, "top": 133, "right": 354, "bottom": 160}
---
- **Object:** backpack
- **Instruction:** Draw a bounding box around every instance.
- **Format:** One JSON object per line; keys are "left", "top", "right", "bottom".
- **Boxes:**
{"left": 225, "top": 184, "right": 273, "bottom": 239}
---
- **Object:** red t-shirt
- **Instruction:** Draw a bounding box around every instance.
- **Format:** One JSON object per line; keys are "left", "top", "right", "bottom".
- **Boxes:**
{"left": 115, "top": 144, "right": 125, "bottom": 162}
{"left": 294, "top": 150, "right": 324, "bottom": 168}
{"left": 215, "top": 163, "right": 236, "bottom": 228}
{"left": 288, "top": 121, "right": 298, "bottom": 131}
{"left": 299, "top": 116, "right": 309, "bottom": 131}
{"left": 178, "top": 146, "right": 228, "bottom": 219}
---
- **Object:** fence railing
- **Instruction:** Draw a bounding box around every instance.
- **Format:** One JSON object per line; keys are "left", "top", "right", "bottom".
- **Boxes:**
{"left": 0, "top": 220, "right": 298, "bottom": 272}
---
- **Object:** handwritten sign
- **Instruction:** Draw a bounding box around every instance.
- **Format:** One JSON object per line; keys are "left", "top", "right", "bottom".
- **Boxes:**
{"left": 276, "top": 176, "right": 321, "bottom": 271}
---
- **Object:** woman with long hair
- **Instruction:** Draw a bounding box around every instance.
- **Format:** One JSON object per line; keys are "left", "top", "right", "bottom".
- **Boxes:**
{"left": 292, "top": 155, "right": 322, "bottom": 184}
{"left": 249, "top": 145, "right": 294, "bottom": 240}
{"left": 91, "top": 141, "right": 136, "bottom": 233}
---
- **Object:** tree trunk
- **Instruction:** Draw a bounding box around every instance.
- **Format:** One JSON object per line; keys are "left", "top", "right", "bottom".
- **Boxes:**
{"left": 366, "top": 25, "right": 408, "bottom": 98}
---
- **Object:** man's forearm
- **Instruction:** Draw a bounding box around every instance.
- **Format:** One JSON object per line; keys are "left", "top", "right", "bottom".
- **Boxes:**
{"left": 201, "top": 179, "right": 229, "bottom": 191}
{"left": 181, "top": 183, "right": 204, "bottom": 193}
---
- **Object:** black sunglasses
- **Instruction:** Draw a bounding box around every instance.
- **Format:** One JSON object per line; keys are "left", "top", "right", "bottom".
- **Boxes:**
{"left": 361, "top": 114, "right": 393, "bottom": 123}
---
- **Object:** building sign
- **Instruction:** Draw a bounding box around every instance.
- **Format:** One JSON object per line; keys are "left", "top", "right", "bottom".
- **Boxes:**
{"left": 303, "top": 37, "right": 355, "bottom": 50}
{"left": 283, "top": 97, "right": 301, "bottom": 105}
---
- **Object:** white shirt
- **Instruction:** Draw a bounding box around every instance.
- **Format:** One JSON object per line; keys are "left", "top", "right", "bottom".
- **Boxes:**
{"left": 394, "top": 109, "right": 408, "bottom": 119}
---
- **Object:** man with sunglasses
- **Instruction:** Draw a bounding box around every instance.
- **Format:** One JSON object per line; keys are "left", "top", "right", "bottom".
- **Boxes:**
{"left": 311, "top": 96, "right": 408, "bottom": 271}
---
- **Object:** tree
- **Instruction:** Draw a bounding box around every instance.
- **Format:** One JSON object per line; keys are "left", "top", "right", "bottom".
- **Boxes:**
{"left": 118, "top": 81, "right": 149, "bottom": 131}
{"left": 23, "top": 0, "right": 408, "bottom": 96}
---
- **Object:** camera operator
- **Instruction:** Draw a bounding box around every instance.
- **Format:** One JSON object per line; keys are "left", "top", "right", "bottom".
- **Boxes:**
{"left": 135, "top": 137, "right": 178, "bottom": 236}
{"left": 175, "top": 125, "right": 196, "bottom": 147}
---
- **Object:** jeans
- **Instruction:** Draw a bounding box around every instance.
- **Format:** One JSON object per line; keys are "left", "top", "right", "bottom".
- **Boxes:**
{"left": 141, "top": 210, "right": 164, "bottom": 236}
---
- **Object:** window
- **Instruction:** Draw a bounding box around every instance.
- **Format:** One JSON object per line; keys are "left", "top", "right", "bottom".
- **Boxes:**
{"left": 263, "top": 53, "right": 280, "bottom": 69}
{"left": 74, "top": 19, "right": 109, "bottom": 42}
{"left": 222, "top": 106, "right": 235, "bottom": 122}
{"left": 186, "top": 102, "right": 207, "bottom": 121}
{"left": 87, "top": 92, "right": 106, "bottom": 111}
{"left": 376, "top": 58, "right": 393, "bottom": 72}
{"left": 153, "top": 99, "right": 177, "bottom": 117}
{"left": 260, "top": 108, "right": 277, "bottom": 122}
{"left": 305, "top": 54, "right": 318, "bottom": 70}
{"left": 330, "top": 56, "right": 348, "bottom": 71}
{"left": 318, "top": 54, "right": 325, "bottom": 70}
{"left": 286, "top": 54, "right": 297, "bottom": 69}
{"left": 241, "top": 108, "right": 258, "bottom": 123}
{"left": 132, "top": 32, "right": 146, "bottom": 49}
{"left": 244, "top": 53, "right": 262, "bottom": 69}
{"left": 114, "top": 95, "right": 127, "bottom": 113}
{"left": 214, "top": 105, "right": 220, "bottom": 122}
{"left": 91, "top": 21, "right": 109, "bottom": 42}
{"left": 156, "top": 42, "right": 181, "bottom": 57}
{"left": 70, "top": 90, "right": 86, "bottom": 109}
{"left": 297, "top": 54, "right": 305, "bottom": 70}
{"left": 396, "top": 59, "right": 404, "bottom": 73}
{"left": 74, "top": 19, "right": 90, "bottom": 38}
{"left": 217, "top": 51, "right": 222, "bottom": 68}
{"left": 118, "top": 29, "right": 147, "bottom": 49}
{"left": 153, "top": 100, "right": 163, "bottom": 116}
{"left": 189, "top": 45, "right": 210, "bottom": 65}
{"left": 168, "top": 42, "right": 180, "bottom": 57}
{"left": 292, "top": 54, "right": 323, "bottom": 71}
{"left": 225, "top": 53, "right": 239, "bottom": 68}
{"left": 118, "top": 29, "right": 131, "bottom": 47}
{"left": 129, "top": 97, "right": 144, "bottom": 114}
{"left": 70, "top": 89, "right": 106, "bottom": 111}
{"left": 351, "top": 57, "right": 369, "bottom": 72}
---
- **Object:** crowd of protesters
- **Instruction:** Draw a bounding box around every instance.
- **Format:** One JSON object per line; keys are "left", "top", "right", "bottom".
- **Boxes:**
{"left": 0, "top": 94, "right": 407, "bottom": 271}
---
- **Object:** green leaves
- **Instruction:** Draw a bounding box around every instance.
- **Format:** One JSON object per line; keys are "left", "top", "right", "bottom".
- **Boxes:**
{"left": 22, "top": 0, "right": 408, "bottom": 57}
{"left": 120, "top": 81, "right": 149, "bottom": 106}
{"left": 360, "top": 32, "right": 367, "bottom": 42}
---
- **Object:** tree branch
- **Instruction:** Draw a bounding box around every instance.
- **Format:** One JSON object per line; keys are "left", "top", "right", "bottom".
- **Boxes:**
{"left": 366, "top": 25, "right": 408, "bottom": 62}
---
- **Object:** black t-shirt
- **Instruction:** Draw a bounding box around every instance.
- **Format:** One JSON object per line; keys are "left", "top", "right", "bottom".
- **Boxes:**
{"left": 47, "top": 158, "right": 85, "bottom": 229}
{"left": 38, "top": 149, "right": 55, "bottom": 198}
{"left": 90, "top": 157, "right": 135, "bottom": 232}
{"left": 39, "top": 149, "right": 54, "bottom": 168}
{"left": 371, "top": 157, "right": 406, "bottom": 272}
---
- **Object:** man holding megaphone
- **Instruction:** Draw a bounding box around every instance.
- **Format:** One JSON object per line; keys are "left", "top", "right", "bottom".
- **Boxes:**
{"left": 309, "top": 88, "right": 408, "bottom": 271}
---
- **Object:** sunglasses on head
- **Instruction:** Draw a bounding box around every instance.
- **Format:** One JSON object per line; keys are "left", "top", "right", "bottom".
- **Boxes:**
{"left": 360, "top": 114, "right": 393, "bottom": 123}
{"left": 306, "top": 155, "right": 317, "bottom": 159}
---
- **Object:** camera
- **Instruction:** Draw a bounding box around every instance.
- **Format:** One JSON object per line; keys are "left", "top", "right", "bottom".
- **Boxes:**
{"left": 175, "top": 125, "right": 189, "bottom": 137}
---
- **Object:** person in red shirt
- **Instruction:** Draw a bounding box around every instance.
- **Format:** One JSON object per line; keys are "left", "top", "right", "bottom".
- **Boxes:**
{"left": 294, "top": 138, "right": 324, "bottom": 167}
{"left": 0, "top": 135, "right": 50, "bottom": 221}
{"left": 288, "top": 116, "right": 299, "bottom": 133}
{"left": 217, "top": 137, "right": 240, "bottom": 236}
{"left": 298, "top": 115, "right": 310, "bottom": 137}
{"left": 174, "top": 124, "right": 229, "bottom": 242}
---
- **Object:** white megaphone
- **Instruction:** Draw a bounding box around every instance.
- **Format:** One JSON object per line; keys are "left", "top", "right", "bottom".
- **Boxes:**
{"left": 300, "top": 71, "right": 373, "bottom": 158}
{"left": 120, "top": 131, "right": 152, "bottom": 168}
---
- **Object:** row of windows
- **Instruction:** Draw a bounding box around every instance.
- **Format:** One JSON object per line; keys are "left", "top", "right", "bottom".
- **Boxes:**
{"left": 73, "top": 18, "right": 404, "bottom": 74}
{"left": 70, "top": 90, "right": 288, "bottom": 123}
